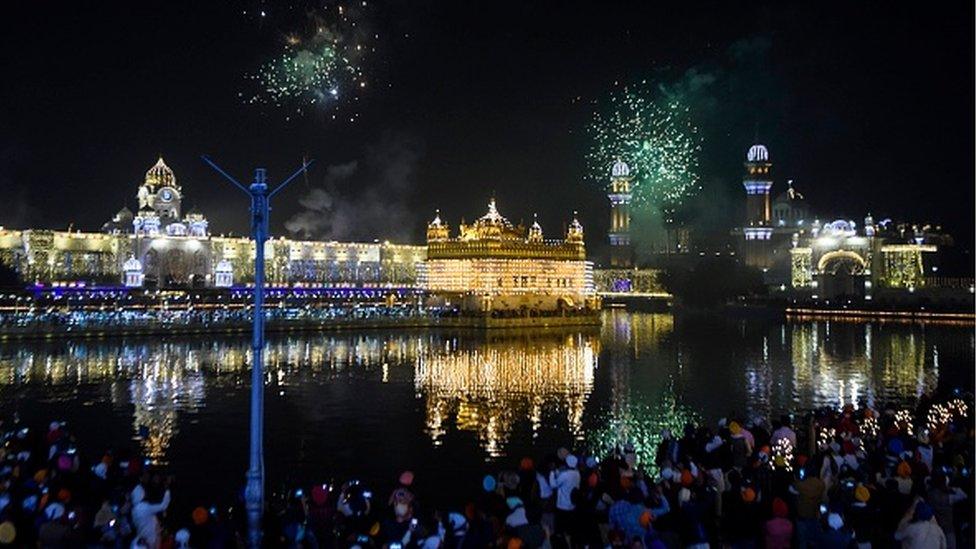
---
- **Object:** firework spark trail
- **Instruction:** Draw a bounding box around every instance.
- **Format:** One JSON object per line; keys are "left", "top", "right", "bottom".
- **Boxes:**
{"left": 585, "top": 81, "right": 702, "bottom": 213}
{"left": 242, "top": 2, "right": 372, "bottom": 120}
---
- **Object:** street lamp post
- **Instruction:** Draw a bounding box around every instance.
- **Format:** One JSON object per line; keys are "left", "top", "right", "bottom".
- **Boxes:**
{"left": 202, "top": 156, "right": 313, "bottom": 548}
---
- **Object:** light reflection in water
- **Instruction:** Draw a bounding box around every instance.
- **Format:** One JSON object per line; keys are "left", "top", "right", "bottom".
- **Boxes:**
{"left": 0, "top": 312, "right": 967, "bottom": 467}
{"left": 415, "top": 333, "right": 599, "bottom": 456}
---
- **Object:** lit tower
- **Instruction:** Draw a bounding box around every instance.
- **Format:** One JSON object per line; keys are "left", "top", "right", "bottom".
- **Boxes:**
{"left": 608, "top": 159, "right": 634, "bottom": 267}
{"left": 743, "top": 144, "right": 772, "bottom": 227}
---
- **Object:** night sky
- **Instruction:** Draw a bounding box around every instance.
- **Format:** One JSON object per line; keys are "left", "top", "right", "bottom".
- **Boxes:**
{"left": 1, "top": 1, "right": 973, "bottom": 252}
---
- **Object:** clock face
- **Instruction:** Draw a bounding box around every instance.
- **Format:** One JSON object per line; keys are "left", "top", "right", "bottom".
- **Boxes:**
{"left": 159, "top": 188, "right": 175, "bottom": 203}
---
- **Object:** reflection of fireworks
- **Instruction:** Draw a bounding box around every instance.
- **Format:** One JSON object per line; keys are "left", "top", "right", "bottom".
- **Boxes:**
{"left": 585, "top": 81, "right": 701, "bottom": 213}
{"left": 243, "top": 2, "right": 372, "bottom": 120}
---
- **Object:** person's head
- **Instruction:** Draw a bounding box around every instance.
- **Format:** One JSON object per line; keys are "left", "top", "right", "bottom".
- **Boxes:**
{"left": 827, "top": 513, "right": 843, "bottom": 530}
{"left": 913, "top": 501, "right": 934, "bottom": 522}
{"left": 854, "top": 484, "right": 870, "bottom": 503}
{"left": 772, "top": 497, "right": 788, "bottom": 518}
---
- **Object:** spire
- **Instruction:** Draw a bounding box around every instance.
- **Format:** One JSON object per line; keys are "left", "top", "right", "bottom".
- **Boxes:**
{"left": 528, "top": 212, "right": 543, "bottom": 242}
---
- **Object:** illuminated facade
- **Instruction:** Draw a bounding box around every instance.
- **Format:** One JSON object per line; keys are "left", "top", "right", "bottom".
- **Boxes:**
{"left": 733, "top": 145, "right": 945, "bottom": 298}
{"left": 0, "top": 158, "right": 426, "bottom": 289}
{"left": 425, "top": 199, "right": 595, "bottom": 311}
{"left": 607, "top": 159, "right": 634, "bottom": 267}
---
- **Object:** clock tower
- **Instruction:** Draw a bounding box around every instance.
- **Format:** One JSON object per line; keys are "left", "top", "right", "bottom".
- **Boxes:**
{"left": 139, "top": 157, "right": 182, "bottom": 221}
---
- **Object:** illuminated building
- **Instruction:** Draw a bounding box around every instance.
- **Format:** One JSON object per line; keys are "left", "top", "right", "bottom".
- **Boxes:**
{"left": 732, "top": 144, "right": 948, "bottom": 299}
{"left": 592, "top": 160, "right": 668, "bottom": 299}
{"left": 425, "top": 199, "right": 596, "bottom": 311}
{"left": 0, "top": 158, "right": 426, "bottom": 289}
{"left": 607, "top": 159, "right": 634, "bottom": 267}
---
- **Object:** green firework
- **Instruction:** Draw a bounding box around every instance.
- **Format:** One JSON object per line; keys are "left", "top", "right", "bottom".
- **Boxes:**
{"left": 586, "top": 82, "right": 702, "bottom": 212}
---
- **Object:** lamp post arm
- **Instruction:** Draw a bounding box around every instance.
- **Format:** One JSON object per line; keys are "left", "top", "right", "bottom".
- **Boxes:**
{"left": 201, "top": 155, "right": 251, "bottom": 195}
{"left": 269, "top": 160, "right": 315, "bottom": 198}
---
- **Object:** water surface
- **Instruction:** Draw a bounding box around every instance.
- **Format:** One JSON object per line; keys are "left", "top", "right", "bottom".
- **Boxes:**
{"left": 0, "top": 311, "right": 971, "bottom": 508}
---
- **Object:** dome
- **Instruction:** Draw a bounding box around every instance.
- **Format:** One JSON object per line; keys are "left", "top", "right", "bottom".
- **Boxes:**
{"left": 145, "top": 157, "right": 176, "bottom": 188}
{"left": 528, "top": 213, "right": 543, "bottom": 242}
{"left": 123, "top": 256, "right": 143, "bottom": 272}
{"left": 475, "top": 199, "right": 514, "bottom": 229}
{"left": 611, "top": 158, "right": 631, "bottom": 178}
{"left": 428, "top": 209, "right": 444, "bottom": 227}
{"left": 822, "top": 219, "right": 857, "bottom": 237}
{"left": 746, "top": 144, "right": 769, "bottom": 163}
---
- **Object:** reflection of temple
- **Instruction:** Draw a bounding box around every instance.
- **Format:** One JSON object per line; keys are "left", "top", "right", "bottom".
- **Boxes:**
{"left": 415, "top": 333, "right": 598, "bottom": 456}
{"left": 0, "top": 158, "right": 425, "bottom": 289}
{"left": 787, "top": 321, "right": 937, "bottom": 410}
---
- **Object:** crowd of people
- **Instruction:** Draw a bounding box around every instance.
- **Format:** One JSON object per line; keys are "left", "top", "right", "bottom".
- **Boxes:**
{"left": 0, "top": 393, "right": 970, "bottom": 548}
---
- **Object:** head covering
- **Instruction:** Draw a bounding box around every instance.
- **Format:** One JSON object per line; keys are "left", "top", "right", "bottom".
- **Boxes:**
{"left": 311, "top": 484, "right": 329, "bottom": 506}
{"left": 678, "top": 488, "right": 691, "bottom": 505}
{"left": 174, "top": 529, "right": 191, "bottom": 546}
{"left": 506, "top": 496, "right": 523, "bottom": 510}
{"left": 448, "top": 512, "right": 468, "bottom": 534}
{"left": 729, "top": 422, "right": 742, "bottom": 435}
{"left": 131, "top": 484, "right": 146, "bottom": 505}
{"left": 0, "top": 521, "right": 14, "bottom": 544}
{"left": 192, "top": 507, "right": 209, "bottom": 525}
{"left": 44, "top": 502, "right": 65, "bottom": 521}
{"left": 741, "top": 487, "right": 756, "bottom": 503}
{"left": 827, "top": 513, "right": 843, "bottom": 530}
{"left": 556, "top": 447, "right": 570, "bottom": 461}
{"left": 482, "top": 475, "right": 497, "bottom": 492}
{"left": 660, "top": 468, "right": 674, "bottom": 481}
{"left": 398, "top": 471, "right": 414, "bottom": 487}
{"left": 57, "top": 489, "right": 71, "bottom": 503}
{"left": 854, "top": 485, "right": 870, "bottom": 502}
{"left": 887, "top": 438, "right": 904, "bottom": 455}
{"left": 913, "top": 501, "right": 934, "bottom": 522}
{"left": 507, "top": 537, "right": 523, "bottom": 549}
{"left": 772, "top": 497, "right": 788, "bottom": 518}
{"left": 56, "top": 455, "right": 72, "bottom": 471}
{"left": 680, "top": 469, "right": 694, "bottom": 487}
{"left": 519, "top": 457, "right": 534, "bottom": 471}
{"left": 585, "top": 456, "right": 598, "bottom": 469}
{"left": 639, "top": 510, "right": 653, "bottom": 528}
{"left": 565, "top": 455, "right": 578, "bottom": 469}
{"left": 92, "top": 462, "right": 108, "bottom": 480}
{"left": 897, "top": 461, "right": 912, "bottom": 478}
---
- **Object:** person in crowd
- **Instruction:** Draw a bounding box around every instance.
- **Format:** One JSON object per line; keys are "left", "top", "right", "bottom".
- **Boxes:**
{"left": 0, "top": 393, "right": 971, "bottom": 549}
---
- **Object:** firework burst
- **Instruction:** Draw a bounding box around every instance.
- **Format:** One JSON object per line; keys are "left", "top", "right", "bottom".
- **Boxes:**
{"left": 242, "top": 2, "right": 372, "bottom": 120}
{"left": 585, "top": 81, "right": 702, "bottom": 213}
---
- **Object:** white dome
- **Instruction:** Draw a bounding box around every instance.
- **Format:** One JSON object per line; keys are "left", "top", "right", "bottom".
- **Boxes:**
{"left": 747, "top": 144, "right": 769, "bottom": 162}
{"left": 123, "top": 256, "right": 143, "bottom": 272}
{"left": 611, "top": 159, "right": 631, "bottom": 178}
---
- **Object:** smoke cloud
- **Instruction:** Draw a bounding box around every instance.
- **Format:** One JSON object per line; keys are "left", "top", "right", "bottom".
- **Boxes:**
{"left": 285, "top": 131, "right": 424, "bottom": 242}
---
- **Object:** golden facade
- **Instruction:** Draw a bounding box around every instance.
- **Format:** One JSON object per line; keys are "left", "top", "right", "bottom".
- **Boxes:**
{"left": 424, "top": 199, "right": 594, "bottom": 310}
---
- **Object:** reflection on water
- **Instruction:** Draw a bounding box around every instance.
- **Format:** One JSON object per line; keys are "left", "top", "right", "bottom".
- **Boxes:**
{"left": 416, "top": 333, "right": 598, "bottom": 456}
{"left": 0, "top": 312, "right": 970, "bottom": 472}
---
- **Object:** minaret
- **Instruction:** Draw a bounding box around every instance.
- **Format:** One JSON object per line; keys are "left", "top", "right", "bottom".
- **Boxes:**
{"left": 608, "top": 158, "right": 634, "bottom": 267}
{"left": 743, "top": 144, "right": 772, "bottom": 226}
